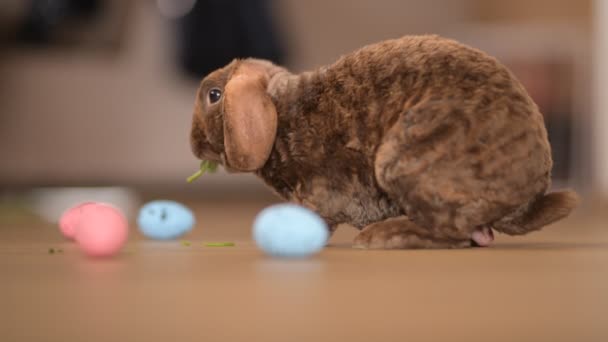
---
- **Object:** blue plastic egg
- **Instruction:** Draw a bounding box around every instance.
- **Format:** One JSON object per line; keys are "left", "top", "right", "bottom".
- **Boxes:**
{"left": 137, "top": 200, "right": 195, "bottom": 240}
{"left": 253, "top": 204, "right": 329, "bottom": 258}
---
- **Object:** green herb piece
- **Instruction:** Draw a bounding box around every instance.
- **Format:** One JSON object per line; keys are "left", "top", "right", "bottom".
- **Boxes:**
{"left": 48, "top": 247, "right": 64, "bottom": 254}
{"left": 181, "top": 240, "right": 191, "bottom": 247}
{"left": 187, "top": 160, "right": 219, "bottom": 183}
{"left": 186, "top": 170, "right": 203, "bottom": 183}
{"left": 204, "top": 242, "right": 235, "bottom": 247}
{"left": 206, "top": 161, "right": 218, "bottom": 173}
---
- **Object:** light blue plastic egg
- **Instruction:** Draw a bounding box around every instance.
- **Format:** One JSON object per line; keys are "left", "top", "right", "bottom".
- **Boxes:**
{"left": 137, "top": 200, "right": 195, "bottom": 240}
{"left": 253, "top": 204, "right": 329, "bottom": 258}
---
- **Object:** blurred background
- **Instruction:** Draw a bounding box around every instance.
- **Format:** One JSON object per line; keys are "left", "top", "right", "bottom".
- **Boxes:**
{"left": 0, "top": 0, "right": 605, "bottom": 224}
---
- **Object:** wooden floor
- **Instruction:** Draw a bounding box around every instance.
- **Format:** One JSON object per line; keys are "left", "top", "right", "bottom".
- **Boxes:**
{"left": 1, "top": 198, "right": 608, "bottom": 341}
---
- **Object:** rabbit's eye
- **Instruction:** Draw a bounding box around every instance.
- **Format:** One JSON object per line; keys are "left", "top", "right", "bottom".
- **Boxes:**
{"left": 208, "top": 88, "right": 222, "bottom": 104}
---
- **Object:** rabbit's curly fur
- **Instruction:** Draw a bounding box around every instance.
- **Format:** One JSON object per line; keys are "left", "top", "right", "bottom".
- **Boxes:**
{"left": 190, "top": 35, "right": 579, "bottom": 249}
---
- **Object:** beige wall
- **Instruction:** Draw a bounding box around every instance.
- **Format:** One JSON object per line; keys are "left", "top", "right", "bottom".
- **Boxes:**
{"left": 274, "top": 0, "right": 474, "bottom": 70}
{"left": 593, "top": 0, "right": 608, "bottom": 195}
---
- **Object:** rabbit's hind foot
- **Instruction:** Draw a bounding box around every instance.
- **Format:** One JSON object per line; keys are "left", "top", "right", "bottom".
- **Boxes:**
{"left": 353, "top": 216, "right": 472, "bottom": 249}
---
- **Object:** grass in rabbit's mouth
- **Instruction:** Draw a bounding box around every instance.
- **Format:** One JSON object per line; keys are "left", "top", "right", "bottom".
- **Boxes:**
{"left": 187, "top": 160, "right": 218, "bottom": 183}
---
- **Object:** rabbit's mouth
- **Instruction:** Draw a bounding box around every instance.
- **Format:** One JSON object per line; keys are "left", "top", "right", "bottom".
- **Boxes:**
{"left": 190, "top": 133, "right": 221, "bottom": 162}
{"left": 219, "top": 153, "right": 240, "bottom": 173}
{"left": 197, "top": 149, "right": 221, "bottom": 163}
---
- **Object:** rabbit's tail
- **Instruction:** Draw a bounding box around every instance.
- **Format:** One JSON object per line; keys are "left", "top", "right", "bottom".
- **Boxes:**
{"left": 492, "top": 190, "right": 580, "bottom": 235}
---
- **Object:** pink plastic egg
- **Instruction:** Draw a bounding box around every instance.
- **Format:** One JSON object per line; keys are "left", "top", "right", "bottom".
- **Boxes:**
{"left": 74, "top": 204, "right": 129, "bottom": 257}
{"left": 58, "top": 201, "right": 99, "bottom": 239}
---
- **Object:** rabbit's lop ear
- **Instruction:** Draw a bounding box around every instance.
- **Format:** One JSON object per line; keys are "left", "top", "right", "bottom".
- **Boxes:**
{"left": 223, "top": 63, "right": 278, "bottom": 171}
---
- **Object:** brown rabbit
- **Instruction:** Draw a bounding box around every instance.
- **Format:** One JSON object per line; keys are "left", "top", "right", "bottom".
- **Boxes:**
{"left": 189, "top": 35, "right": 579, "bottom": 249}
